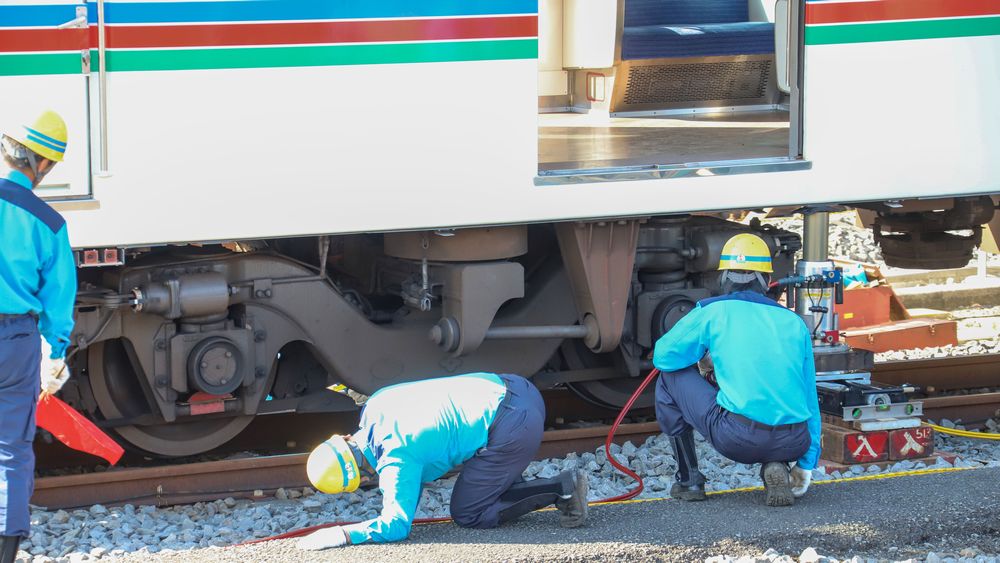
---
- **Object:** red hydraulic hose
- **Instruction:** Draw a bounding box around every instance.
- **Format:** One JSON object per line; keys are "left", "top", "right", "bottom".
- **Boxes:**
{"left": 241, "top": 368, "right": 662, "bottom": 545}
{"left": 591, "top": 367, "right": 659, "bottom": 504}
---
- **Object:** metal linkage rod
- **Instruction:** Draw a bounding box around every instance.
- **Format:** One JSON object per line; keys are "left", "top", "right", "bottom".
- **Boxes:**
{"left": 484, "top": 325, "right": 589, "bottom": 340}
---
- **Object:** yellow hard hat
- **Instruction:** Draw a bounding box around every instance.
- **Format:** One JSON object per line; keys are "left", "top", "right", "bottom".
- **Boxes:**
{"left": 7, "top": 110, "right": 68, "bottom": 162}
{"left": 306, "top": 435, "right": 361, "bottom": 494}
{"left": 718, "top": 233, "right": 773, "bottom": 273}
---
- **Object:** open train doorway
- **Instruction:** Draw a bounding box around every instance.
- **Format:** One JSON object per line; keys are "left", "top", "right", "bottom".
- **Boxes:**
{"left": 537, "top": 0, "right": 803, "bottom": 176}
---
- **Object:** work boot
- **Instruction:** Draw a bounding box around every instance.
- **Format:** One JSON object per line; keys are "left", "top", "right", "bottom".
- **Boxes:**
{"left": 496, "top": 471, "right": 572, "bottom": 525}
{"left": 0, "top": 535, "right": 21, "bottom": 563}
{"left": 761, "top": 462, "right": 794, "bottom": 507}
{"left": 554, "top": 470, "right": 589, "bottom": 528}
{"left": 669, "top": 430, "right": 707, "bottom": 501}
{"left": 497, "top": 493, "right": 560, "bottom": 525}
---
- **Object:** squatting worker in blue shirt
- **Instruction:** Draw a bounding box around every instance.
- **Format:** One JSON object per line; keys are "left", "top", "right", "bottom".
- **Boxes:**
{"left": 295, "top": 373, "right": 590, "bottom": 550}
{"left": 0, "top": 111, "right": 77, "bottom": 562}
{"left": 652, "top": 233, "right": 821, "bottom": 507}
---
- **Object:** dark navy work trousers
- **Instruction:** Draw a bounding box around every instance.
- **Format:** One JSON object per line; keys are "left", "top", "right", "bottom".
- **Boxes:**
{"left": 655, "top": 366, "right": 809, "bottom": 465}
{"left": 450, "top": 374, "right": 544, "bottom": 529}
{"left": 0, "top": 315, "right": 40, "bottom": 537}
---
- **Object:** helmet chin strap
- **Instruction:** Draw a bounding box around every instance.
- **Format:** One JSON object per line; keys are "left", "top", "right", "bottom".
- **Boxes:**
{"left": 720, "top": 270, "right": 768, "bottom": 291}
{"left": 3, "top": 135, "right": 49, "bottom": 188}
{"left": 347, "top": 439, "right": 375, "bottom": 478}
{"left": 754, "top": 271, "right": 767, "bottom": 290}
{"left": 25, "top": 151, "right": 50, "bottom": 188}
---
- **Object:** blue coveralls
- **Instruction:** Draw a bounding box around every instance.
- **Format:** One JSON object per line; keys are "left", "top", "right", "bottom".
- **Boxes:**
{"left": 343, "top": 372, "right": 545, "bottom": 544}
{"left": 652, "top": 291, "right": 822, "bottom": 470}
{"left": 0, "top": 168, "right": 76, "bottom": 537}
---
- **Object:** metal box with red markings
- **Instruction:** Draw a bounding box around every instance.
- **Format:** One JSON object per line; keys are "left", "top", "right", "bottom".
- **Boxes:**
{"left": 839, "top": 285, "right": 894, "bottom": 329}
{"left": 821, "top": 424, "right": 889, "bottom": 464}
{"left": 889, "top": 426, "right": 934, "bottom": 460}
{"left": 843, "top": 319, "right": 958, "bottom": 353}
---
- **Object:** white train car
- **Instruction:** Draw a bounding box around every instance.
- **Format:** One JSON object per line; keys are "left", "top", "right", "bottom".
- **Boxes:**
{"left": 2, "top": 0, "right": 997, "bottom": 455}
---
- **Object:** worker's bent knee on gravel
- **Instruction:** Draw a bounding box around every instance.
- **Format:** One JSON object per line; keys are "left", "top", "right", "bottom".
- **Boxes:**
{"left": 651, "top": 233, "right": 821, "bottom": 507}
{"left": 297, "top": 373, "right": 589, "bottom": 550}
{"left": 1, "top": 111, "right": 77, "bottom": 563}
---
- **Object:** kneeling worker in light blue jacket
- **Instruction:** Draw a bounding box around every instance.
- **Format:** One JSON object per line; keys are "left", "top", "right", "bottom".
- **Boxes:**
{"left": 652, "top": 233, "right": 821, "bottom": 507}
{"left": 297, "top": 372, "right": 589, "bottom": 550}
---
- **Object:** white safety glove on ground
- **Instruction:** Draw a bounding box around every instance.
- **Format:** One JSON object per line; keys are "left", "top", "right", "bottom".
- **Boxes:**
{"left": 790, "top": 464, "right": 812, "bottom": 498}
{"left": 297, "top": 526, "right": 350, "bottom": 550}
{"left": 39, "top": 339, "right": 71, "bottom": 396}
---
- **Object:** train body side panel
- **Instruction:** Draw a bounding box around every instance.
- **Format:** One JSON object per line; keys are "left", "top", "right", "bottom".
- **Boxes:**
{"left": 801, "top": 0, "right": 1000, "bottom": 203}
{"left": 68, "top": 58, "right": 544, "bottom": 246}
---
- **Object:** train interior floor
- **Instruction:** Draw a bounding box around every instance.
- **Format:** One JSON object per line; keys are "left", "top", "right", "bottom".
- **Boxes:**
{"left": 538, "top": 109, "right": 790, "bottom": 172}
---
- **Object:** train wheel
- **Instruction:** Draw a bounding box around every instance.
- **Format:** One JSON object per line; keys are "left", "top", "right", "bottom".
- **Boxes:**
{"left": 88, "top": 339, "right": 254, "bottom": 457}
{"left": 561, "top": 340, "right": 655, "bottom": 410}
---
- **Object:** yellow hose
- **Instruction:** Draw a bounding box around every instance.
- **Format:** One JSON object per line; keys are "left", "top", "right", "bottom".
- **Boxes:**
{"left": 925, "top": 422, "right": 1000, "bottom": 440}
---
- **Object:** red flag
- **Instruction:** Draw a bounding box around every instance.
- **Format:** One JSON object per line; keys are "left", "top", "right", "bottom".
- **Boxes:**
{"left": 36, "top": 394, "right": 124, "bottom": 465}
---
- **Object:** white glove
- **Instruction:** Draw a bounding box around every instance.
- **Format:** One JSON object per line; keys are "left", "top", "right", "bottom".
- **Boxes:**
{"left": 40, "top": 354, "right": 71, "bottom": 397}
{"left": 790, "top": 465, "right": 812, "bottom": 498}
{"left": 297, "top": 526, "right": 350, "bottom": 550}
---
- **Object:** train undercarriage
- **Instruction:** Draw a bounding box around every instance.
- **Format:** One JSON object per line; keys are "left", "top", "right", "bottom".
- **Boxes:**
{"left": 64, "top": 196, "right": 997, "bottom": 457}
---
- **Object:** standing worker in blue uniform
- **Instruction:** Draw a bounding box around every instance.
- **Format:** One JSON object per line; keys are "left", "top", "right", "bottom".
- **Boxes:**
{"left": 0, "top": 111, "right": 77, "bottom": 563}
{"left": 652, "top": 233, "right": 821, "bottom": 507}
{"left": 296, "top": 372, "right": 589, "bottom": 550}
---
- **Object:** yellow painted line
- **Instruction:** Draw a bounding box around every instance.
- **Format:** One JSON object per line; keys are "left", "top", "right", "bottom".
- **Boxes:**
{"left": 809, "top": 465, "right": 974, "bottom": 485}
{"left": 411, "top": 465, "right": 980, "bottom": 527}
{"left": 589, "top": 466, "right": 977, "bottom": 508}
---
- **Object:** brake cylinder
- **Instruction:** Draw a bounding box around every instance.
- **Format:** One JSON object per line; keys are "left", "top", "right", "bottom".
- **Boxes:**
{"left": 132, "top": 272, "right": 231, "bottom": 320}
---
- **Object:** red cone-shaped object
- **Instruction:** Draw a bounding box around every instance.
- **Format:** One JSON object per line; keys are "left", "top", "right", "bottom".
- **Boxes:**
{"left": 36, "top": 394, "right": 124, "bottom": 465}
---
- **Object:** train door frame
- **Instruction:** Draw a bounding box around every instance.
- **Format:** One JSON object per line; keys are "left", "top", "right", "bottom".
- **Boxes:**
{"left": 782, "top": 0, "right": 806, "bottom": 160}
{"left": 1, "top": 0, "right": 94, "bottom": 201}
{"left": 536, "top": 0, "right": 811, "bottom": 186}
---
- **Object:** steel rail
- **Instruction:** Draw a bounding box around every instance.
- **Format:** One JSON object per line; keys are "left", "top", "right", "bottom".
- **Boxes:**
{"left": 31, "top": 422, "right": 662, "bottom": 510}
{"left": 31, "top": 355, "right": 1000, "bottom": 509}
{"left": 871, "top": 354, "right": 1000, "bottom": 427}
{"left": 922, "top": 392, "right": 1000, "bottom": 427}
{"left": 872, "top": 353, "right": 1000, "bottom": 391}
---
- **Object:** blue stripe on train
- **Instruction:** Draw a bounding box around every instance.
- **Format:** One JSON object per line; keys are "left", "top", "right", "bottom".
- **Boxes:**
{"left": 95, "top": 0, "right": 537, "bottom": 25}
{"left": 0, "top": 4, "right": 78, "bottom": 28}
{"left": 1, "top": 0, "right": 538, "bottom": 27}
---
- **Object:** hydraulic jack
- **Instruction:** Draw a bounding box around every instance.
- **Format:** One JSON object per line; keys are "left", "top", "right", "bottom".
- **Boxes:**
{"left": 777, "top": 209, "right": 923, "bottom": 427}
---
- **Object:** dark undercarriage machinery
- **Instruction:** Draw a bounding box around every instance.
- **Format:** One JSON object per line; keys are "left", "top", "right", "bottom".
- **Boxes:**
{"left": 65, "top": 196, "right": 996, "bottom": 457}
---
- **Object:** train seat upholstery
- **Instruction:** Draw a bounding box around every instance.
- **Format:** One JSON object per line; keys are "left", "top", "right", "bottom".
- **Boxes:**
{"left": 621, "top": 0, "right": 774, "bottom": 60}
{"left": 623, "top": 22, "right": 774, "bottom": 59}
{"left": 609, "top": 0, "right": 779, "bottom": 113}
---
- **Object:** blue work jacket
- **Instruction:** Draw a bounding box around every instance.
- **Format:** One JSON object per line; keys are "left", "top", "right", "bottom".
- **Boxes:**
{"left": 653, "top": 291, "right": 822, "bottom": 469}
{"left": 343, "top": 372, "right": 506, "bottom": 544}
{"left": 0, "top": 168, "right": 76, "bottom": 358}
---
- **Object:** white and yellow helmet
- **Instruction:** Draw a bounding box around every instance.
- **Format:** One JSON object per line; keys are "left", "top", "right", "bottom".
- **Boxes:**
{"left": 718, "top": 233, "right": 773, "bottom": 273}
{"left": 306, "top": 435, "right": 362, "bottom": 494}
{"left": 5, "top": 110, "right": 68, "bottom": 162}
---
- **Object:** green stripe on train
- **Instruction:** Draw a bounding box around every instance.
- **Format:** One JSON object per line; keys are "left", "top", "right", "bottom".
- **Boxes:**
{"left": 806, "top": 15, "right": 1000, "bottom": 45}
{"left": 0, "top": 53, "right": 84, "bottom": 76}
{"left": 0, "top": 39, "right": 537, "bottom": 76}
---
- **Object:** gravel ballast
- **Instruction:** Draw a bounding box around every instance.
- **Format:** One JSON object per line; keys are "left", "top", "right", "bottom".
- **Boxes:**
{"left": 16, "top": 418, "right": 1000, "bottom": 562}
{"left": 17, "top": 340, "right": 1000, "bottom": 562}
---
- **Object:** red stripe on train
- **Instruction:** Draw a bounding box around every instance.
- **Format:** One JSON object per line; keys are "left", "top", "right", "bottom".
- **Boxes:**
{"left": 93, "top": 16, "right": 537, "bottom": 49}
{"left": 806, "top": 0, "right": 1000, "bottom": 25}
{"left": 0, "top": 29, "right": 86, "bottom": 53}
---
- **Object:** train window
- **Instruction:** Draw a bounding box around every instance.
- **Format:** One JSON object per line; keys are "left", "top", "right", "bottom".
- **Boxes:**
{"left": 538, "top": 0, "right": 799, "bottom": 178}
